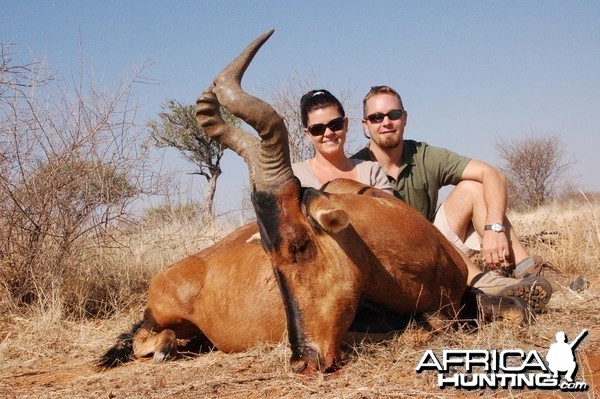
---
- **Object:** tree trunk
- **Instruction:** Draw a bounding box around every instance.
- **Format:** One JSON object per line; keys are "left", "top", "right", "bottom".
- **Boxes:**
{"left": 203, "top": 171, "right": 220, "bottom": 221}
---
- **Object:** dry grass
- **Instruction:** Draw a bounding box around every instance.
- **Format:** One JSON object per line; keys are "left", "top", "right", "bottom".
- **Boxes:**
{"left": 509, "top": 194, "right": 600, "bottom": 276}
{"left": 0, "top": 198, "right": 598, "bottom": 398}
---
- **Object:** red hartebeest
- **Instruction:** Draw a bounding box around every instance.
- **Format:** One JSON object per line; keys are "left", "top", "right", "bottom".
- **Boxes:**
{"left": 99, "top": 30, "right": 529, "bottom": 372}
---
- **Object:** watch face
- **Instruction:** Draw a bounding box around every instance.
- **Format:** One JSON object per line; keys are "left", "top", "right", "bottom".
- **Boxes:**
{"left": 485, "top": 223, "right": 505, "bottom": 232}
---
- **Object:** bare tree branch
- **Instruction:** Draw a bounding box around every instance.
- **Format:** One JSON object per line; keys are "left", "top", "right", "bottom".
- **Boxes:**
{"left": 496, "top": 133, "right": 574, "bottom": 210}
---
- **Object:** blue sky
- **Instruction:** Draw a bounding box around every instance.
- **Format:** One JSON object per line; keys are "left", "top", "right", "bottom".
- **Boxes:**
{"left": 4, "top": 1, "right": 599, "bottom": 213}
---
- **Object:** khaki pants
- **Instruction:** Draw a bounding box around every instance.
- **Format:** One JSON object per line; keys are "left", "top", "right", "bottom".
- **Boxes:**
{"left": 433, "top": 201, "right": 481, "bottom": 257}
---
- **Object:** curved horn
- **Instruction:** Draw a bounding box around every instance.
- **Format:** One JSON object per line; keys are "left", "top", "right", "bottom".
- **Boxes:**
{"left": 196, "top": 89, "right": 260, "bottom": 184}
{"left": 197, "top": 29, "right": 294, "bottom": 192}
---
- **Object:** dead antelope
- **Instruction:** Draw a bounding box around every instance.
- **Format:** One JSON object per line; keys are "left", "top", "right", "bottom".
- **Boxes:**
{"left": 99, "top": 30, "right": 527, "bottom": 372}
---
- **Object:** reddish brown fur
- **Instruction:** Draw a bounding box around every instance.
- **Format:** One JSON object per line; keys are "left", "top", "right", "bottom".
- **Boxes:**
{"left": 267, "top": 180, "right": 468, "bottom": 372}
{"left": 101, "top": 32, "right": 523, "bottom": 372}
{"left": 112, "top": 179, "right": 467, "bottom": 368}
{"left": 100, "top": 178, "right": 525, "bottom": 372}
{"left": 132, "top": 223, "right": 286, "bottom": 360}
{"left": 189, "top": 30, "right": 525, "bottom": 373}
{"left": 188, "top": 30, "right": 470, "bottom": 371}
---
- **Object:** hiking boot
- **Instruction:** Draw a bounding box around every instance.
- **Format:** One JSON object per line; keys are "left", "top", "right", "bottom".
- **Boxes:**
{"left": 471, "top": 271, "right": 552, "bottom": 313}
{"left": 514, "top": 257, "right": 589, "bottom": 292}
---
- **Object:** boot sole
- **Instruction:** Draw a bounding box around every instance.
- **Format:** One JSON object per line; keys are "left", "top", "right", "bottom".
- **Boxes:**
{"left": 498, "top": 278, "right": 552, "bottom": 313}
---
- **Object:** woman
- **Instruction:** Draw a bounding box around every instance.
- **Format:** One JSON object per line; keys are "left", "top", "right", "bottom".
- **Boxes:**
{"left": 292, "top": 89, "right": 393, "bottom": 194}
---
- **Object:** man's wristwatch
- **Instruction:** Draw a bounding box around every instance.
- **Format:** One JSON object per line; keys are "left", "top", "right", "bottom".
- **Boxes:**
{"left": 484, "top": 223, "right": 505, "bottom": 233}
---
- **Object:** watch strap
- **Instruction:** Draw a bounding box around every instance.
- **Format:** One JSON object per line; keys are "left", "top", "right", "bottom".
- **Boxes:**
{"left": 484, "top": 223, "right": 505, "bottom": 232}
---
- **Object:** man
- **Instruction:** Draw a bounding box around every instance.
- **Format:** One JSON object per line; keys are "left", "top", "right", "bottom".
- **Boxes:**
{"left": 353, "top": 86, "right": 583, "bottom": 309}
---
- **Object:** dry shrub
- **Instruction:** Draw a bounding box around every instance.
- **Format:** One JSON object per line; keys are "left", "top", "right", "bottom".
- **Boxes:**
{"left": 497, "top": 134, "right": 573, "bottom": 211}
{"left": 0, "top": 47, "right": 157, "bottom": 318}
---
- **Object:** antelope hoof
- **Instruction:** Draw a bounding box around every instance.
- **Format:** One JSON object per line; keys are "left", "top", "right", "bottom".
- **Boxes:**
{"left": 152, "top": 350, "right": 172, "bottom": 363}
{"left": 290, "top": 359, "right": 310, "bottom": 374}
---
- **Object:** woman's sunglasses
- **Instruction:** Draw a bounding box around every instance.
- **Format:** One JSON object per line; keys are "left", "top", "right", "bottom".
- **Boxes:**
{"left": 365, "top": 109, "right": 404, "bottom": 124}
{"left": 307, "top": 117, "right": 345, "bottom": 136}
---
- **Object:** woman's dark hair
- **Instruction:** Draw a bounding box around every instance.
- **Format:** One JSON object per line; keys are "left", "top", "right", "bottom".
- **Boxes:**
{"left": 300, "top": 89, "right": 345, "bottom": 127}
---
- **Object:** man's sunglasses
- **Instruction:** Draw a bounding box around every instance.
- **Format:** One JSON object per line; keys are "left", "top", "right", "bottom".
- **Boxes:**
{"left": 365, "top": 109, "right": 404, "bottom": 124}
{"left": 307, "top": 116, "right": 345, "bottom": 136}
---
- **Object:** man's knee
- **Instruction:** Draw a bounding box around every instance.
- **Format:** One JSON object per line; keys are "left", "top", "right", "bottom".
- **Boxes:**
{"left": 442, "top": 180, "right": 483, "bottom": 224}
{"left": 452, "top": 180, "right": 483, "bottom": 199}
{"left": 443, "top": 180, "right": 485, "bottom": 224}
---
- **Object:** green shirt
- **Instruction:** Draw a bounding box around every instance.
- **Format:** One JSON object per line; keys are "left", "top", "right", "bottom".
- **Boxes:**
{"left": 352, "top": 140, "right": 470, "bottom": 221}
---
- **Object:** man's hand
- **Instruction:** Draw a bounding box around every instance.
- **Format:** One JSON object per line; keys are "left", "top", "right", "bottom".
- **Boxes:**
{"left": 482, "top": 230, "right": 510, "bottom": 267}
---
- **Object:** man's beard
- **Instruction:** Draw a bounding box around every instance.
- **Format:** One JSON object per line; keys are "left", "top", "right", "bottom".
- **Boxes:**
{"left": 379, "top": 134, "right": 401, "bottom": 149}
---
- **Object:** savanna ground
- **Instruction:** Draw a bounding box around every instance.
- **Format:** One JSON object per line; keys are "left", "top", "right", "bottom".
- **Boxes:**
{"left": 0, "top": 198, "right": 598, "bottom": 399}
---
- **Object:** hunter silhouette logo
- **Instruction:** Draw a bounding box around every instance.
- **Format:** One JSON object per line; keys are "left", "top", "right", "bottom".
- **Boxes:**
{"left": 416, "top": 329, "right": 589, "bottom": 391}
{"left": 546, "top": 329, "right": 588, "bottom": 383}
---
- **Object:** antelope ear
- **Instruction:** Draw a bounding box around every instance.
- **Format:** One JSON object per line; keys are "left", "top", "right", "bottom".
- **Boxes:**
{"left": 302, "top": 188, "right": 350, "bottom": 233}
{"left": 312, "top": 207, "right": 349, "bottom": 233}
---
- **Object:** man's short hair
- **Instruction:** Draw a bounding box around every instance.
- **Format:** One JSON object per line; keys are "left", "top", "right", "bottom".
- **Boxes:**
{"left": 362, "top": 86, "right": 404, "bottom": 116}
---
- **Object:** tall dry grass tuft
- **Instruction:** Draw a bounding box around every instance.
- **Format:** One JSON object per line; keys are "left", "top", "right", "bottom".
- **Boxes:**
{"left": 508, "top": 192, "right": 600, "bottom": 277}
{"left": 65, "top": 215, "right": 238, "bottom": 318}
